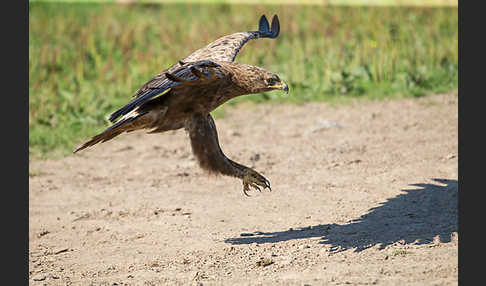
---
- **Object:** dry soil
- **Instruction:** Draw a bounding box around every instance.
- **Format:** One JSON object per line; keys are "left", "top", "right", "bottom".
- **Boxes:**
{"left": 29, "top": 93, "right": 458, "bottom": 285}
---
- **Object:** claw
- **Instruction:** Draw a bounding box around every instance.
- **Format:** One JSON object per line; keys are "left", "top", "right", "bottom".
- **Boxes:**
{"left": 266, "top": 181, "right": 272, "bottom": 192}
{"left": 243, "top": 183, "right": 252, "bottom": 197}
{"left": 241, "top": 170, "right": 271, "bottom": 197}
{"left": 253, "top": 184, "right": 262, "bottom": 192}
{"left": 261, "top": 178, "right": 271, "bottom": 191}
{"left": 258, "top": 177, "right": 271, "bottom": 192}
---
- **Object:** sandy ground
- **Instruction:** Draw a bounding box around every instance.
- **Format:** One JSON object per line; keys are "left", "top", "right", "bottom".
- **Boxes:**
{"left": 29, "top": 93, "right": 458, "bottom": 285}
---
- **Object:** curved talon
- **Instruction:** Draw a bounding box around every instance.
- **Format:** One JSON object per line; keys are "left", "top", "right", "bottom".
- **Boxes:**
{"left": 243, "top": 183, "right": 252, "bottom": 197}
{"left": 263, "top": 179, "right": 271, "bottom": 191}
{"left": 241, "top": 171, "right": 271, "bottom": 196}
{"left": 253, "top": 184, "right": 262, "bottom": 192}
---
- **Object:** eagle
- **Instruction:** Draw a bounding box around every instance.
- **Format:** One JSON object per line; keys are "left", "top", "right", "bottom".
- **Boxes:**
{"left": 74, "top": 15, "right": 288, "bottom": 196}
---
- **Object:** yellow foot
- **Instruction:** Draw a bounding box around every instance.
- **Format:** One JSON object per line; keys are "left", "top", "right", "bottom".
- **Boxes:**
{"left": 242, "top": 169, "right": 271, "bottom": 197}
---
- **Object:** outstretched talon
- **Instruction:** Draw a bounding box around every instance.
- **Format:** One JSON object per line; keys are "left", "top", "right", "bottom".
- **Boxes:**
{"left": 242, "top": 169, "right": 271, "bottom": 197}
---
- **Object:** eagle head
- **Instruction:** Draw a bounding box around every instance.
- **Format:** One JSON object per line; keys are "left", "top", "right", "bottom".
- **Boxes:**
{"left": 231, "top": 63, "right": 289, "bottom": 95}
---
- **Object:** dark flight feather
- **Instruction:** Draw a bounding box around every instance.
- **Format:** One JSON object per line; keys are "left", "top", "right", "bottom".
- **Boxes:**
{"left": 258, "top": 15, "right": 270, "bottom": 34}
{"left": 269, "top": 15, "right": 280, "bottom": 38}
{"left": 108, "top": 60, "right": 220, "bottom": 123}
{"left": 258, "top": 14, "right": 279, "bottom": 38}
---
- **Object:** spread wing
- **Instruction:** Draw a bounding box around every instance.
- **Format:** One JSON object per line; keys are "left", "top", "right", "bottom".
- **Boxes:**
{"left": 112, "top": 15, "right": 279, "bottom": 121}
{"left": 108, "top": 60, "right": 225, "bottom": 123}
{"left": 182, "top": 14, "right": 280, "bottom": 63}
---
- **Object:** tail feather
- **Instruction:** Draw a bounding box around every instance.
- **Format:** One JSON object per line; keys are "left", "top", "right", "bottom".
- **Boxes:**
{"left": 73, "top": 130, "right": 122, "bottom": 154}
{"left": 73, "top": 111, "right": 148, "bottom": 153}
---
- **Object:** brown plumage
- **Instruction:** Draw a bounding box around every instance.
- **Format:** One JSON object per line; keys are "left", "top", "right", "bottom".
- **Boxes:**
{"left": 73, "top": 15, "right": 288, "bottom": 196}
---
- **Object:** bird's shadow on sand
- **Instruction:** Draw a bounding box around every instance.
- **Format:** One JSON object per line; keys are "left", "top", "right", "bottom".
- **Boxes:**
{"left": 225, "top": 178, "right": 458, "bottom": 252}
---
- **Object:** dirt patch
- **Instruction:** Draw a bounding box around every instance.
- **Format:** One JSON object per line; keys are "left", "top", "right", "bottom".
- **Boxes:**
{"left": 29, "top": 94, "right": 458, "bottom": 285}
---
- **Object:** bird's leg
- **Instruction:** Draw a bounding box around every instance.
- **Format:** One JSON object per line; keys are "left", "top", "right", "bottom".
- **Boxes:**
{"left": 186, "top": 113, "right": 271, "bottom": 196}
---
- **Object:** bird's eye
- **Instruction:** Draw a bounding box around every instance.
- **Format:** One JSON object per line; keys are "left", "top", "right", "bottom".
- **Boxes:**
{"left": 266, "top": 76, "right": 279, "bottom": 85}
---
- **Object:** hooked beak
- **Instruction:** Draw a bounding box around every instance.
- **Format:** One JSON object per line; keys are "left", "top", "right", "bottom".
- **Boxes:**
{"left": 269, "top": 80, "right": 289, "bottom": 94}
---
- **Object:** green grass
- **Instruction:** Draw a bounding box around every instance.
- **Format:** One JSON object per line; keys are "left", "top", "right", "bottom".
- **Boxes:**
{"left": 29, "top": 3, "right": 458, "bottom": 158}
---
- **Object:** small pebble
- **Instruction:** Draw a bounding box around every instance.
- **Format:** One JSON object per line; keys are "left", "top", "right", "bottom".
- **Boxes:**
{"left": 256, "top": 257, "right": 274, "bottom": 267}
{"left": 54, "top": 248, "right": 69, "bottom": 255}
{"left": 32, "top": 274, "right": 46, "bottom": 281}
{"left": 38, "top": 230, "right": 49, "bottom": 238}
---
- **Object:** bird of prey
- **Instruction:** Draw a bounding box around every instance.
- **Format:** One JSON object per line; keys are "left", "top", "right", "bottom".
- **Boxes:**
{"left": 74, "top": 15, "right": 289, "bottom": 196}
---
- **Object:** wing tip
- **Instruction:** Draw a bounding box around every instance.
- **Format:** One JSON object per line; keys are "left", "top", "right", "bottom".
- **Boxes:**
{"left": 257, "top": 14, "right": 279, "bottom": 38}
{"left": 271, "top": 15, "right": 280, "bottom": 38}
{"left": 108, "top": 112, "right": 120, "bottom": 123}
{"left": 259, "top": 15, "right": 270, "bottom": 33}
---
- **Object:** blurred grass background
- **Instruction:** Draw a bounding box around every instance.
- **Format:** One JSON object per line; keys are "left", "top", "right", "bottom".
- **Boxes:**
{"left": 29, "top": 1, "right": 458, "bottom": 158}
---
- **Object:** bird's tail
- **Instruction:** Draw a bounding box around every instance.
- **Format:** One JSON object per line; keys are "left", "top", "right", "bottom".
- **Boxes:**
{"left": 73, "top": 110, "right": 148, "bottom": 154}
